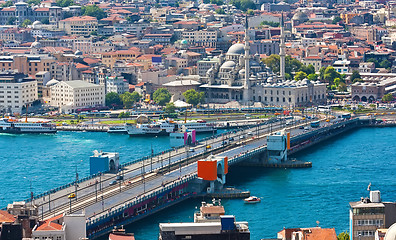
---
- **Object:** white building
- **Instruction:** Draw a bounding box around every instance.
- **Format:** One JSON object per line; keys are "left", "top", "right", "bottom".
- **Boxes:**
{"left": 0, "top": 73, "right": 38, "bottom": 114}
{"left": 105, "top": 76, "right": 129, "bottom": 94}
{"left": 48, "top": 80, "right": 105, "bottom": 113}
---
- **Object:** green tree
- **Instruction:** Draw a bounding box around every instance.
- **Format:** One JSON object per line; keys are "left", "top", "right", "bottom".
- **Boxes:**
{"left": 63, "top": 11, "right": 73, "bottom": 19}
{"left": 56, "top": 0, "right": 74, "bottom": 7}
{"left": 230, "top": 0, "right": 256, "bottom": 11}
{"left": 153, "top": 88, "right": 172, "bottom": 106}
{"left": 247, "top": 9, "right": 254, "bottom": 15}
{"left": 324, "top": 66, "right": 342, "bottom": 85}
{"left": 82, "top": 5, "right": 106, "bottom": 20}
{"left": 120, "top": 92, "right": 138, "bottom": 108}
{"left": 337, "top": 232, "right": 350, "bottom": 240}
{"left": 41, "top": 18, "right": 49, "bottom": 24}
{"left": 382, "top": 93, "right": 394, "bottom": 102}
{"left": 6, "top": 16, "right": 16, "bottom": 25}
{"left": 380, "top": 59, "right": 392, "bottom": 69}
{"left": 27, "top": 0, "right": 41, "bottom": 5}
{"left": 183, "top": 89, "right": 205, "bottom": 107}
{"left": 21, "top": 19, "right": 32, "bottom": 27}
{"left": 264, "top": 54, "right": 302, "bottom": 78}
{"left": 332, "top": 16, "right": 342, "bottom": 24}
{"left": 215, "top": 8, "right": 225, "bottom": 14}
{"left": 1, "top": 1, "right": 13, "bottom": 7}
{"left": 367, "top": 58, "right": 379, "bottom": 68}
{"left": 118, "top": 111, "right": 130, "bottom": 120}
{"left": 105, "top": 92, "right": 122, "bottom": 108}
{"left": 307, "top": 73, "right": 318, "bottom": 81}
{"left": 338, "top": 82, "right": 347, "bottom": 92}
{"left": 299, "top": 64, "right": 315, "bottom": 75}
{"left": 130, "top": 91, "right": 141, "bottom": 103}
{"left": 260, "top": 21, "right": 279, "bottom": 27}
{"left": 319, "top": 66, "right": 326, "bottom": 81}
{"left": 165, "top": 102, "right": 176, "bottom": 113}
{"left": 350, "top": 70, "right": 361, "bottom": 83}
{"left": 90, "top": 31, "right": 98, "bottom": 36}
{"left": 294, "top": 71, "right": 307, "bottom": 81}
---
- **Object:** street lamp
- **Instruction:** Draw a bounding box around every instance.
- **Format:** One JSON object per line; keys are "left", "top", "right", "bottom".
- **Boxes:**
{"left": 23, "top": 176, "right": 37, "bottom": 206}
{"left": 74, "top": 159, "right": 83, "bottom": 201}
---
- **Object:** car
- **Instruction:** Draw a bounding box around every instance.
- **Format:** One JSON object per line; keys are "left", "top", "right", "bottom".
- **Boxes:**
{"left": 247, "top": 132, "right": 253, "bottom": 136}
{"left": 299, "top": 126, "right": 304, "bottom": 129}
{"left": 189, "top": 148, "right": 195, "bottom": 152}
{"left": 68, "top": 193, "right": 76, "bottom": 199}
{"left": 109, "top": 180, "right": 117, "bottom": 186}
{"left": 304, "top": 126, "right": 310, "bottom": 130}
{"left": 206, "top": 145, "right": 212, "bottom": 149}
{"left": 116, "top": 175, "right": 123, "bottom": 181}
{"left": 240, "top": 135, "right": 245, "bottom": 139}
{"left": 229, "top": 137, "right": 234, "bottom": 141}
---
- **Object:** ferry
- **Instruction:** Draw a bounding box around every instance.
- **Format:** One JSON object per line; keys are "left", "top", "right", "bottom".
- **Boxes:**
{"left": 178, "top": 120, "right": 216, "bottom": 133}
{"left": 0, "top": 118, "right": 57, "bottom": 134}
{"left": 243, "top": 196, "right": 261, "bottom": 204}
{"left": 107, "top": 124, "right": 130, "bottom": 134}
{"left": 126, "top": 123, "right": 169, "bottom": 136}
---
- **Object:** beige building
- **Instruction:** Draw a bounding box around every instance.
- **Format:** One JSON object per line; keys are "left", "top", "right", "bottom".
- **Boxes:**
{"left": 0, "top": 72, "right": 38, "bottom": 114}
{"left": 49, "top": 80, "right": 105, "bottom": 113}
{"left": 0, "top": 55, "right": 55, "bottom": 76}
{"left": 181, "top": 30, "right": 218, "bottom": 47}
{"left": 59, "top": 16, "right": 98, "bottom": 35}
{"left": 163, "top": 79, "right": 201, "bottom": 102}
{"left": 349, "top": 191, "right": 396, "bottom": 240}
{"left": 302, "top": 56, "right": 322, "bottom": 72}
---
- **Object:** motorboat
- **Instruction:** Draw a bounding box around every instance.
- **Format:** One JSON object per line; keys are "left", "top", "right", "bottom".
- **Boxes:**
{"left": 244, "top": 196, "right": 261, "bottom": 204}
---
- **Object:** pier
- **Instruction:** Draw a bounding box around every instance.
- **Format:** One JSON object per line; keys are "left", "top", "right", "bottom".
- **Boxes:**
{"left": 10, "top": 116, "right": 395, "bottom": 239}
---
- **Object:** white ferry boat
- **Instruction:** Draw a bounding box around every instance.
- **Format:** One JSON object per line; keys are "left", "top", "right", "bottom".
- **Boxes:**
{"left": 0, "top": 118, "right": 57, "bottom": 134}
{"left": 107, "top": 123, "right": 130, "bottom": 134}
{"left": 126, "top": 123, "right": 169, "bottom": 136}
{"left": 178, "top": 120, "right": 216, "bottom": 133}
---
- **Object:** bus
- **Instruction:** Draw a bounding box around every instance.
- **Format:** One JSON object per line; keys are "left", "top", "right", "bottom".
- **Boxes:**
{"left": 341, "top": 113, "right": 351, "bottom": 120}
{"left": 310, "top": 121, "right": 320, "bottom": 128}
{"left": 317, "top": 105, "right": 331, "bottom": 113}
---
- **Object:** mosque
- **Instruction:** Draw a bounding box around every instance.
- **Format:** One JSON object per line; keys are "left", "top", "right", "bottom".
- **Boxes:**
{"left": 199, "top": 15, "right": 327, "bottom": 107}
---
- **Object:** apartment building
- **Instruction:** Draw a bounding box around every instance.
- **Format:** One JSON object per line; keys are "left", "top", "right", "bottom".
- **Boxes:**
{"left": 59, "top": 16, "right": 98, "bottom": 35}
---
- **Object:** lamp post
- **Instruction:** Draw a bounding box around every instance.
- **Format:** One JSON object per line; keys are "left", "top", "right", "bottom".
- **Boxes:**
{"left": 74, "top": 160, "right": 83, "bottom": 201}
{"left": 23, "top": 176, "right": 37, "bottom": 206}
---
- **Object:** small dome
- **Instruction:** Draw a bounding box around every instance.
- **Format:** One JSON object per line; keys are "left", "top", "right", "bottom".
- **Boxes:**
{"left": 32, "top": 21, "right": 42, "bottom": 29}
{"left": 385, "top": 223, "right": 396, "bottom": 240}
{"left": 181, "top": 39, "right": 188, "bottom": 45}
{"left": 74, "top": 50, "right": 82, "bottom": 55}
{"left": 46, "top": 79, "right": 59, "bottom": 87}
{"left": 292, "top": 11, "right": 309, "bottom": 22}
{"left": 220, "top": 61, "right": 236, "bottom": 68}
{"left": 227, "top": 43, "right": 245, "bottom": 55}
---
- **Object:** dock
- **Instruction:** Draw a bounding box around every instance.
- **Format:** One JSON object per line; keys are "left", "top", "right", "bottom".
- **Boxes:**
{"left": 207, "top": 188, "right": 250, "bottom": 199}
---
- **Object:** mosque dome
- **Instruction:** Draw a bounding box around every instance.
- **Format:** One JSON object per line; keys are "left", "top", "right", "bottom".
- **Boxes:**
{"left": 181, "top": 39, "right": 188, "bottom": 45}
{"left": 292, "top": 11, "right": 309, "bottom": 22}
{"left": 220, "top": 61, "right": 236, "bottom": 68}
{"left": 227, "top": 43, "right": 245, "bottom": 55}
{"left": 46, "top": 79, "right": 59, "bottom": 87}
{"left": 385, "top": 223, "right": 396, "bottom": 240}
{"left": 32, "top": 21, "right": 42, "bottom": 29}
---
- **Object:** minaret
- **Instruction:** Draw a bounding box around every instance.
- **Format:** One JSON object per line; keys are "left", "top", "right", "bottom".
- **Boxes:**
{"left": 279, "top": 12, "right": 286, "bottom": 81}
{"left": 243, "top": 15, "right": 250, "bottom": 103}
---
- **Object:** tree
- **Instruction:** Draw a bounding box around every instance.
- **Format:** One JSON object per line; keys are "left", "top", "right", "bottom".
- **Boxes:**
{"left": 380, "top": 59, "right": 392, "bottom": 69}
{"left": 7, "top": 16, "right": 16, "bottom": 25}
{"left": 129, "top": 91, "right": 141, "bottom": 103}
{"left": 27, "top": 0, "right": 41, "bottom": 5}
{"left": 230, "top": 0, "right": 256, "bottom": 11}
{"left": 82, "top": 5, "right": 106, "bottom": 20}
{"left": 319, "top": 66, "right": 326, "bottom": 81}
{"left": 350, "top": 70, "right": 361, "bottom": 83}
{"left": 337, "top": 232, "right": 350, "bottom": 240}
{"left": 41, "top": 18, "right": 49, "bottom": 24}
{"left": 299, "top": 64, "right": 315, "bottom": 75}
{"left": 105, "top": 92, "right": 122, "bottom": 108}
{"left": 307, "top": 73, "right": 318, "bottom": 81}
{"left": 1, "top": 1, "right": 13, "bottom": 7}
{"left": 63, "top": 11, "right": 73, "bottom": 19}
{"left": 118, "top": 111, "right": 130, "bottom": 120}
{"left": 183, "top": 89, "right": 205, "bottom": 107}
{"left": 382, "top": 93, "right": 394, "bottom": 102}
{"left": 90, "top": 31, "right": 98, "bottom": 35}
{"left": 294, "top": 71, "right": 307, "bottom": 81}
{"left": 21, "top": 19, "right": 32, "bottom": 27}
{"left": 165, "top": 102, "right": 176, "bottom": 114}
{"left": 352, "top": 78, "right": 364, "bottom": 83}
{"left": 367, "top": 58, "right": 379, "bottom": 68}
{"left": 56, "top": 0, "right": 75, "bottom": 7}
{"left": 247, "top": 9, "right": 254, "bottom": 15}
{"left": 264, "top": 54, "right": 303, "bottom": 78}
{"left": 324, "top": 66, "right": 342, "bottom": 85}
{"left": 215, "top": 8, "right": 225, "bottom": 14}
{"left": 120, "top": 92, "right": 138, "bottom": 108}
{"left": 332, "top": 16, "right": 342, "bottom": 24}
{"left": 338, "top": 82, "right": 347, "bottom": 92}
{"left": 260, "top": 21, "right": 279, "bottom": 27}
{"left": 153, "top": 88, "right": 171, "bottom": 106}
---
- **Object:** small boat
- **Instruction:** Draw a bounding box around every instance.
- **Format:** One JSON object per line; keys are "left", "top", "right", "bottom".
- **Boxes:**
{"left": 244, "top": 196, "right": 261, "bottom": 204}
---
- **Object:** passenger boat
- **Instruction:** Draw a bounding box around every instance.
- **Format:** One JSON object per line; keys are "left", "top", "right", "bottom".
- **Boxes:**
{"left": 0, "top": 118, "right": 57, "bottom": 134}
{"left": 107, "top": 124, "right": 129, "bottom": 134}
{"left": 126, "top": 123, "right": 168, "bottom": 136}
{"left": 178, "top": 120, "right": 216, "bottom": 133}
{"left": 243, "top": 196, "right": 261, "bottom": 204}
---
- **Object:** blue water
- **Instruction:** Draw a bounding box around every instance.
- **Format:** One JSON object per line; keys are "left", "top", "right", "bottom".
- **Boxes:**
{"left": 1, "top": 127, "right": 396, "bottom": 240}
